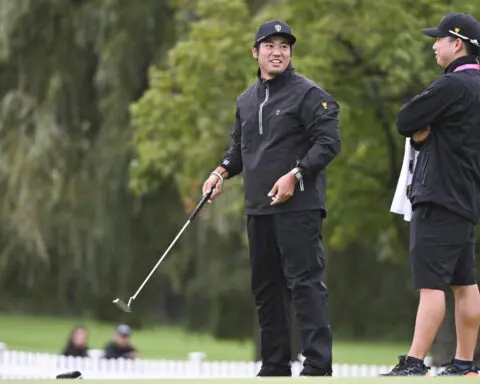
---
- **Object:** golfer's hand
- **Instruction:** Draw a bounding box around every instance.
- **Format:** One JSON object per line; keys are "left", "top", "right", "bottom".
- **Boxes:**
{"left": 202, "top": 174, "right": 223, "bottom": 203}
{"left": 268, "top": 172, "right": 296, "bottom": 206}
{"left": 412, "top": 126, "right": 431, "bottom": 143}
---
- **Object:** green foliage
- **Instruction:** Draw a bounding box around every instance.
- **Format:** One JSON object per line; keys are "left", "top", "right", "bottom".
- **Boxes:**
{"left": 131, "top": 0, "right": 259, "bottom": 339}
{"left": 279, "top": 0, "right": 449, "bottom": 252}
{"left": 1, "top": 0, "right": 480, "bottom": 355}
{"left": 130, "top": 0, "right": 255, "bottom": 198}
{"left": 0, "top": 0, "right": 181, "bottom": 326}
{"left": 133, "top": 0, "right": 475, "bottom": 256}
{"left": 130, "top": 0, "right": 480, "bottom": 343}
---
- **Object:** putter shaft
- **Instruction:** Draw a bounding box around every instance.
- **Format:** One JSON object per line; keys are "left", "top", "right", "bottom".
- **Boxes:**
{"left": 112, "top": 190, "right": 212, "bottom": 313}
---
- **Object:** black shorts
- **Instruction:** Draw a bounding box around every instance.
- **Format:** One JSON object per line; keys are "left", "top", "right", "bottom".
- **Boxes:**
{"left": 410, "top": 203, "right": 477, "bottom": 290}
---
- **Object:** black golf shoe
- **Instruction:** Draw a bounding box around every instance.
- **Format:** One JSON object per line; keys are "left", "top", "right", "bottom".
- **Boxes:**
{"left": 437, "top": 360, "right": 479, "bottom": 376}
{"left": 299, "top": 364, "right": 332, "bottom": 376}
{"left": 380, "top": 355, "right": 430, "bottom": 376}
{"left": 256, "top": 365, "right": 291, "bottom": 377}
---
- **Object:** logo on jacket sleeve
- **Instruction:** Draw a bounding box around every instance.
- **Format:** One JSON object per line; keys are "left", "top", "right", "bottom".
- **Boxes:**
{"left": 322, "top": 102, "right": 328, "bottom": 109}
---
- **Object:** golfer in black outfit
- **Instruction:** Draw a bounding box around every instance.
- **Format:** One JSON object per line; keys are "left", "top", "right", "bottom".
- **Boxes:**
{"left": 383, "top": 12, "right": 480, "bottom": 377}
{"left": 202, "top": 20, "right": 341, "bottom": 377}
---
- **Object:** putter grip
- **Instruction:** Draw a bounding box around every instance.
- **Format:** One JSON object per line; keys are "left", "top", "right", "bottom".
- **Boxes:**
{"left": 189, "top": 190, "right": 212, "bottom": 221}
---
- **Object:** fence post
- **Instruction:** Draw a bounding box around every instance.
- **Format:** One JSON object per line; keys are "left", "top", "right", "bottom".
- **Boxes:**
{"left": 0, "top": 342, "right": 6, "bottom": 379}
{"left": 188, "top": 352, "right": 206, "bottom": 378}
{"left": 88, "top": 349, "right": 104, "bottom": 359}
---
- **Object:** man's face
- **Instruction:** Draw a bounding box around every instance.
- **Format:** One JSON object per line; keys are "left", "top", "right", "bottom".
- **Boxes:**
{"left": 115, "top": 334, "right": 129, "bottom": 347}
{"left": 433, "top": 36, "right": 462, "bottom": 68}
{"left": 252, "top": 36, "right": 291, "bottom": 79}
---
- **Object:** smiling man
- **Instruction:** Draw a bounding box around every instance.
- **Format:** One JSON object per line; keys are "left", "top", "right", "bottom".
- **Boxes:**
{"left": 202, "top": 20, "right": 341, "bottom": 377}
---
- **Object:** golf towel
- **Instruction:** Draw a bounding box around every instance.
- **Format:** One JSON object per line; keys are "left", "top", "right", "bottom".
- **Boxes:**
{"left": 390, "top": 138, "right": 418, "bottom": 222}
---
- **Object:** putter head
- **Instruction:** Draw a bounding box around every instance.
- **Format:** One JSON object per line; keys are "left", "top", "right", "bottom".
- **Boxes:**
{"left": 113, "top": 298, "right": 132, "bottom": 313}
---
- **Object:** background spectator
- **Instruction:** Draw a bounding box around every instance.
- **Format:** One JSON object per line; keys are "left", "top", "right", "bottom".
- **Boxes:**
{"left": 61, "top": 325, "right": 89, "bottom": 358}
{"left": 104, "top": 324, "right": 138, "bottom": 359}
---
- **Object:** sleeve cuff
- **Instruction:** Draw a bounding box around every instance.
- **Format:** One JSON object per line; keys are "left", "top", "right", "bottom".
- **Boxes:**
{"left": 219, "top": 158, "right": 233, "bottom": 178}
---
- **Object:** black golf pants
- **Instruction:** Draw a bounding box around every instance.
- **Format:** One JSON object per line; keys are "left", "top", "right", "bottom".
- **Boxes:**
{"left": 247, "top": 210, "right": 332, "bottom": 375}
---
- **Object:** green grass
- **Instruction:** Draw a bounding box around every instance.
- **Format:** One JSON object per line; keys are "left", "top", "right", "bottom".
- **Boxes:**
{"left": 333, "top": 340, "right": 409, "bottom": 366}
{"left": 2, "top": 380, "right": 477, "bottom": 384}
{"left": 0, "top": 314, "right": 408, "bottom": 365}
{"left": 0, "top": 314, "right": 251, "bottom": 361}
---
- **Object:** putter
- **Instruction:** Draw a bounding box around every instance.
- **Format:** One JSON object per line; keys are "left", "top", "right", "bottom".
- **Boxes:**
{"left": 113, "top": 188, "right": 214, "bottom": 313}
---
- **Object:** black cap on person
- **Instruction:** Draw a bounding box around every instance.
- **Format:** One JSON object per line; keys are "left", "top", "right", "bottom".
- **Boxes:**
{"left": 422, "top": 12, "right": 480, "bottom": 48}
{"left": 254, "top": 20, "right": 296, "bottom": 47}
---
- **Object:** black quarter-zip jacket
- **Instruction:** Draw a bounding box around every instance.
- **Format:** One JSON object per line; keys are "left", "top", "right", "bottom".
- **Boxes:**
{"left": 396, "top": 55, "right": 480, "bottom": 223}
{"left": 220, "top": 66, "right": 341, "bottom": 216}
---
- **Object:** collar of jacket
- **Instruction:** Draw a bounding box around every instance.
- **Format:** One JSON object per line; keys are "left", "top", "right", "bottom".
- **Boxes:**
{"left": 444, "top": 55, "right": 478, "bottom": 74}
{"left": 256, "top": 64, "right": 294, "bottom": 89}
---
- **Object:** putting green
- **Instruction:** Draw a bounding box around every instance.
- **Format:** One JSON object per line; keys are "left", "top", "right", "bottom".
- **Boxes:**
{"left": 1, "top": 377, "right": 477, "bottom": 384}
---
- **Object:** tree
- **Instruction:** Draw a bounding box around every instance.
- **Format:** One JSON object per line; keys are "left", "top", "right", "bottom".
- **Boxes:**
{"left": 131, "top": 0, "right": 480, "bottom": 360}
{"left": 131, "top": 0, "right": 257, "bottom": 338}
{"left": 0, "top": 0, "right": 182, "bottom": 325}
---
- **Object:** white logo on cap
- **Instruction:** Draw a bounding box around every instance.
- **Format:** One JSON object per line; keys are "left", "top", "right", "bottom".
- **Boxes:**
{"left": 275, "top": 24, "right": 282, "bottom": 32}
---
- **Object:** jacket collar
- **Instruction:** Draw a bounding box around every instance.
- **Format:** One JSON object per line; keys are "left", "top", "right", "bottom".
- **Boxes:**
{"left": 444, "top": 55, "right": 478, "bottom": 74}
{"left": 256, "top": 63, "right": 294, "bottom": 89}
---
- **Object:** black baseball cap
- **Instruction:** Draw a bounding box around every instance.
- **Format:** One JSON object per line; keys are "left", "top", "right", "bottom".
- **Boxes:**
{"left": 116, "top": 324, "right": 131, "bottom": 336}
{"left": 254, "top": 20, "right": 296, "bottom": 46}
{"left": 422, "top": 12, "right": 480, "bottom": 48}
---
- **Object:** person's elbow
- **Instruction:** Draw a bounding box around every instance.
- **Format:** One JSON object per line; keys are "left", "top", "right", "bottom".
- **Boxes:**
{"left": 323, "top": 138, "right": 341, "bottom": 168}
{"left": 331, "top": 135, "right": 341, "bottom": 157}
{"left": 396, "top": 109, "right": 421, "bottom": 137}
{"left": 302, "top": 138, "right": 340, "bottom": 177}
{"left": 324, "top": 124, "right": 341, "bottom": 159}
{"left": 396, "top": 112, "right": 411, "bottom": 136}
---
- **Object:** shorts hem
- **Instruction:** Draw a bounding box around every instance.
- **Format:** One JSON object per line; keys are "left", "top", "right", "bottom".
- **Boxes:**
{"left": 413, "top": 284, "right": 448, "bottom": 291}
{"left": 414, "top": 280, "right": 477, "bottom": 290}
